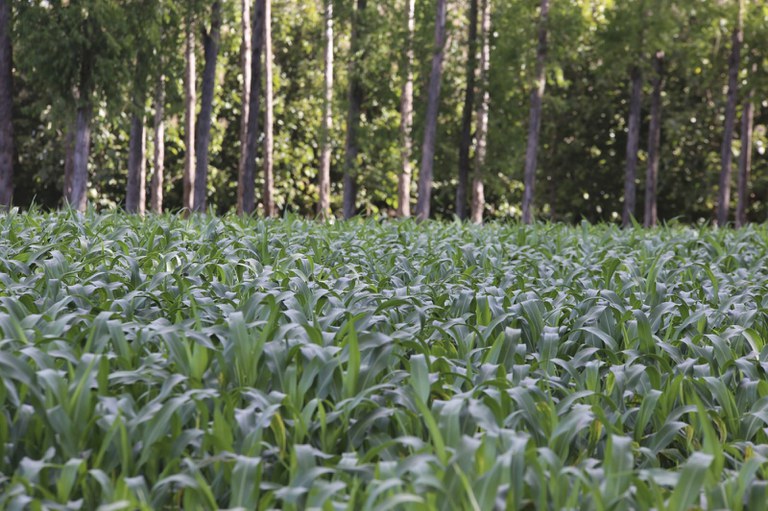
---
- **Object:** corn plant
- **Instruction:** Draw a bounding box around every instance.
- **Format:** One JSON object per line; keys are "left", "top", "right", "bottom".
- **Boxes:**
{"left": 1, "top": 211, "right": 768, "bottom": 509}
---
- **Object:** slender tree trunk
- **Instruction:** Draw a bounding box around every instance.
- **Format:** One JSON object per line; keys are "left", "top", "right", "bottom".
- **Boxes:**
{"left": 521, "top": 0, "right": 549, "bottom": 225}
{"left": 397, "top": 0, "right": 415, "bottom": 218}
{"left": 470, "top": 0, "right": 490, "bottom": 224}
{"left": 317, "top": 0, "right": 333, "bottom": 219}
{"left": 0, "top": 0, "right": 13, "bottom": 209}
{"left": 69, "top": 103, "right": 91, "bottom": 212}
{"left": 125, "top": 110, "right": 147, "bottom": 214}
{"left": 644, "top": 51, "right": 664, "bottom": 228}
{"left": 243, "top": 0, "right": 265, "bottom": 215}
{"left": 342, "top": 0, "right": 366, "bottom": 219}
{"left": 414, "top": 0, "right": 448, "bottom": 221}
{"left": 150, "top": 74, "right": 165, "bottom": 214}
{"left": 237, "top": 0, "right": 252, "bottom": 215}
{"left": 126, "top": 54, "right": 148, "bottom": 215}
{"left": 183, "top": 13, "right": 196, "bottom": 212}
{"left": 193, "top": 1, "right": 222, "bottom": 212}
{"left": 736, "top": 86, "right": 755, "bottom": 227}
{"left": 457, "top": 0, "right": 478, "bottom": 220}
{"left": 622, "top": 66, "right": 642, "bottom": 227}
{"left": 64, "top": 124, "right": 75, "bottom": 203}
{"left": 716, "top": 0, "right": 743, "bottom": 227}
{"left": 263, "top": 0, "right": 275, "bottom": 217}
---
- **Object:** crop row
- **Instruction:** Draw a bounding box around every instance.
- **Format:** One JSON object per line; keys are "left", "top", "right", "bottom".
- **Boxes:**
{"left": 1, "top": 212, "right": 768, "bottom": 509}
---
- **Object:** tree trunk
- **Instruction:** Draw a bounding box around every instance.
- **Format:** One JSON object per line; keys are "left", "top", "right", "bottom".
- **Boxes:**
{"left": 317, "top": 0, "right": 333, "bottom": 219}
{"left": 397, "top": 0, "right": 415, "bottom": 218}
{"left": 237, "top": 0, "right": 252, "bottom": 215}
{"left": 622, "top": 66, "right": 642, "bottom": 227}
{"left": 263, "top": 0, "right": 275, "bottom": 217}
{"left": 193, "top": 1, "right": 222, "bottom": 213}
{"left": 63, "top": 123, "right": 75, "bottom": 204}
{"left": 0, "top": 0, "right": 13, "bottom": 209}
{"left": 126, "top": 53, "right": 148, "bottom": 216}
{"left": 716, "top": 0, "right": 743, "bottom": 227}
{"left": 125, "top": 111, "right": 147, "bottom": 214}
{"left": 521, "top": 0, "right": 549, "bottom": 225}
{"left": 150, "top": 74, "right": 165, "bottom": 214}
{"left": 644, "top": 52, "right": 663, "bottom": 228}
{"left": 470, "top": 0, "right": 490, "bottom": 224}
{"left": 183, "top": 13, "right": 196, "bottom": 212}
{"left": 457, "top": 0, "right": 478, "bottom": 220}
{"left": 342, "top": 0, "right": 366, "bottom": 220}
{"left": 736, "top": 87, "right": 754, "bottom": 227}
{"left": 243, "top": 0, "right": 265, "bottom": 215}
{"left": 414, "top": 0, "right": 448, "bottom": 221}
{"left": 69, "top": 103, "right": 91, "bottom": 212}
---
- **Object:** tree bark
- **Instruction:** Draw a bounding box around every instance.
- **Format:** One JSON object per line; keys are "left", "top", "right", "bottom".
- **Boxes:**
{"left": 470, "top": 0, "right": 490, "bottom": 224}
{"left": 716, "top": 0, "right": 743, "bottom": 227}
{"left": 193, "top": 1, "right": 222, "bottom": 213}
{"left": 183, "top": 12, "right": 196, "bottom": 212}
{"left": 521, "top": 0, "right": 549, "bottom": 225}
{"left": 150, "top": 74, "right": 165, "bottom": 214}
{"left": 643, "top": 52, "right": 664, "bottom": 228}
{"left": 342, "top": 0, "right": 366, "bottom": 219}
{"left": 69, "top": 103, "right": 91, "bottom": 212}
{"left": 263, "top": 0, "right": 275, "bottom": 217}
{"left": 457, "top": 0, "right": 478, "bottom": 220}
{"left": 125, "top": 110, "right": 147, "bottom": 214}
{"left": 622, "top": 66, "right": 642, "bottom": 227}
{"left": 0, "top": 0, "right": 13, "bottom": 209}
{"left": 397, "top": 0, "right": 415, "bottom": 218}
{"left": 317, "top": 0, "right": 333, "bottom": 219}
{"left": 414, "top": 0, "right": 448, "bottom": 221}
{"left": 736, "top": 86, "right": 754, "bottom": 227}
{"left": 237, "top": 0, "right": 252, "bottom": 215}
{"left": 243, "top": 0, "right": 265, "bottom": 215}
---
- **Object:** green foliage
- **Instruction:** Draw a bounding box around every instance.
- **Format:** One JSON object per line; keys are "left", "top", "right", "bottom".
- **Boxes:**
{"left": 7, "top": 0, "right": 768, "bottom": 221}
{"left": 2, "top": 212, "right": 768, "bottom": 507}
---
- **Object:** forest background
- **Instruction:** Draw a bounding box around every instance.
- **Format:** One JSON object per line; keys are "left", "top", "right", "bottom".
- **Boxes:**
{"left": 1, "top": 0, "right": 767, "bottom": 225}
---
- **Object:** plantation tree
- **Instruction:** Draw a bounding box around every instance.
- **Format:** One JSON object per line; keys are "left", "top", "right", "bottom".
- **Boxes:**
{"left": 0, "top": 0, "right": 12, "bottom": 208}
{"left": 716, "top": 0, "right": 744, "bottom": 226}
{"left": 237, "top": 0, "right": 252, "bottom": 215}
{"left": 415, "top": 0, "right": 447, "bottom": 221}
{"left": 242, "top": 0, "right": 265, "bottom": 215}
{"left": 342, "top": 0, "right": 366, "bottom": 219}
{"left": 150, "top": 0, "right": 184, "bottom": 214}
{"left": 183, "top": 6, "right": 196, "bottom": 211}
{"left": 456, "top": 0, "right": 478, "bottom": 220}
{"left": 601, "top": 0, "right": 674, "bottom": 227}
{"left": 397, "top": 0, "right": 415, "bottom": 218}
{"left": 16, "top": 0, "right": 127, "bottom": 211}
{"left": 263, "top": 0, "right": 275, "bottom": 217}
{"left": 736, "top": 64, "right": 756, "bottom": 227}
{"left": 317, "top": 0, "right": 333, "bottom": 219}
{"left": 643, "top": 50, "right": 663, "bottom": 227}
{"left": 622, "top": 64, "right": 642, "bottom": 227}
{"left": 125, "top": 1, "right": 163, "bottom": 215}
{"left": 603, "top": 0, "right": 642, "bottom": 227}
{"left": 193, "top": 1, "right": 222, "bottom": 212}
{"left": 125, "top": 75, "right": 147, "bottom": 214}
{"left": 521, "top": 0, "right": 549, "bottom": 225}
{"left": 471, "top": 0, "right": 490, "bottom": 224}
{"left": 150, "top": 73, "right": 165, "bottom": 213}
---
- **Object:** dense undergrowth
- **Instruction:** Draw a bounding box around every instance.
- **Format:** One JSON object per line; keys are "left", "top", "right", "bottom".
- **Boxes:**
{"left": 2, "top": 212, "right": 768, "bottom": 509}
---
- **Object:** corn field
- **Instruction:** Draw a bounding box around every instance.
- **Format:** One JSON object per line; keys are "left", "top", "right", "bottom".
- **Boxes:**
{"left": 1, "top": 212, "right": 768, "bottom": 510}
